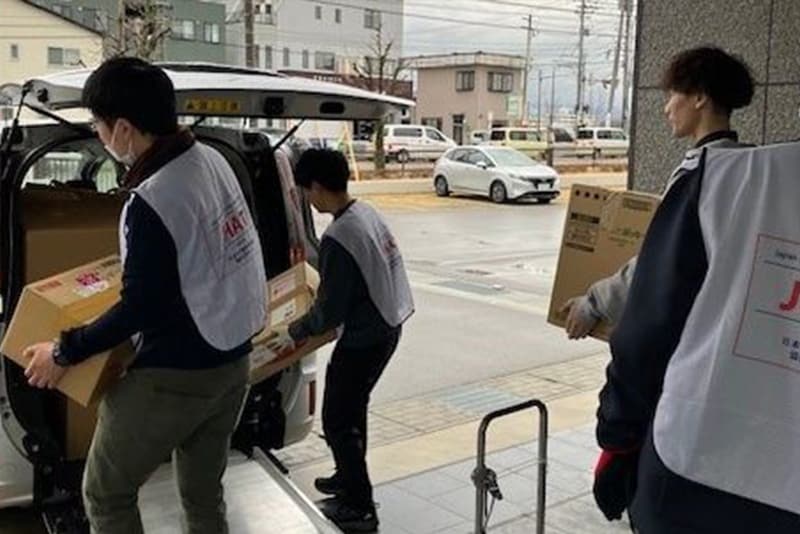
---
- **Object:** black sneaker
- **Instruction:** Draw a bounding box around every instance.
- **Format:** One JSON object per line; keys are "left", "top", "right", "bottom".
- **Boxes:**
{"left": 322, "top": 501, "right": 379, "bottom": 533}
{"left": 314, "top": 473, "right": 345, "bottom": 496}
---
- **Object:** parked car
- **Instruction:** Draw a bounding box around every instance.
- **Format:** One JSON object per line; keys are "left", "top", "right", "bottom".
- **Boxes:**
{"left": 433, "top": 146, "right": 560, "bottom": 204}
{"left": 488, "top": 127, "right": 549, "bottom": 160}
{"left": 469, "top": 129, "right": 490, "bottom": 144}
{"left": 0, "top": 62, "right": 411, "bottom": 527}
{"left": 575, "top": 126, "right": 629, "bottom": 158}
{"left": 382, "top": 124, "right": 456, "bottom": 163}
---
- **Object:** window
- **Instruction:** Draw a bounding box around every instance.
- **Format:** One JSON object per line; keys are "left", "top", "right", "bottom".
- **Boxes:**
{"left": 283, "top": 47, "right": 290, "bottom": 67}
{"left": 447, "top": 149, "right": 468, "bottom": 162}
{"left": 490, "top": 130, "right": 506, "bottom": 141}
{"left": 203, "top": 23, "right": 220, "bottom": 43}
{"left": 302, "top": 50, "right": 309, "bottom": 69}
{"left": 47, "top": 47, "right": 80, "bottom": 66}
{"left": 509, "top": 130, "right": 541, "bottom": 141}
{"left": 553, "top": 129, "right": 574, "bottom": 143}
{"left": 455, "top": 70, "right": 475, "bottom": 92}
{"left": 10, "top": 44, "right": 19, "bottom": 61}
{"left": 597, "top": 130, "right": 613, "bottom": 140}
{"left": 172, "top": 19, "right": 196, "bottom": 40}
{"left": 264, "top": 45, "right": 273, "bottom": 69}
{"left": 315, "top": 5, "right": 322, "bottom": 19}
{"left": 315, "top": 51, "right": 335, "bottom": 71}
{"left": 393, "top": 128, "right": 423, "bottom": 138}
{"left": 253, "top": 45, "right": 260, "bottom": 69}
{"left": 255, "top": 2, "right": 273, "bottom": 24}
{"left": 421, "top": 117, "right": 443, "bottom": 131}
{"left": 488, "top": 72, "right": 513, "bottom": 93}
{"left": 53, "top": 4, "right": 73, "bottom": 18}
{"left": 83, "top": 8, "right": 99, "bottom": 29}
{"left": 466, "top": 151, "right": 491, "bottom": 166}
{"left": 577, "top": 129, "right": 593, "bottom": 140}
{"left": 426, "top": 128, "right": 446, "bottom": 142}
{"left": 611, "top": 130, "right": 627, "bottom": 140}
{"left": 335, "top": 8, "right": 342, "bottom": 23}
{"left": 364, "top": 8, "right": 381, "bottom": 29}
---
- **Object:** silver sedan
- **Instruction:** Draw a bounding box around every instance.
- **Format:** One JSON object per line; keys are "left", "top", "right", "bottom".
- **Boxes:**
{"left": 433, "top": 146, "right": 561, "bottom": 204}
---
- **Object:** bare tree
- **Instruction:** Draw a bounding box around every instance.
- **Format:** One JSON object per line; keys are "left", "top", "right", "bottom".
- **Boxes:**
{"left": 352, "top": 26, "right": 408, "bottom": 172}
{"left": 105, "top": 1, "right": 173, "bottom": 60}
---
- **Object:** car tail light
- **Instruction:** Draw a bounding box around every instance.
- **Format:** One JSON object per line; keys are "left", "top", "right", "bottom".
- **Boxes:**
{"left": 309, "top": 380, "right": 317, "bottom": 416}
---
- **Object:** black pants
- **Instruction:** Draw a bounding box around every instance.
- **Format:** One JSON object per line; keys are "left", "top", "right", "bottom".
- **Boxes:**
{"left": 630, "top": 429, "right": 800, "bottom": 534}
{"left": 322, "top": 329, "right": 400, "bottom": 509}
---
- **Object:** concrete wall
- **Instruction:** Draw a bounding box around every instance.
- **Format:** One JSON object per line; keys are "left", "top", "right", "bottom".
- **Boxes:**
{"left": 415, "top": 65, "right": 520, "bottom": 141}
{"left": 1, "top": 0, "right": 103, "bottom": 86}
{"left": 630, "top": 0, "right": 800, "bottom": 193}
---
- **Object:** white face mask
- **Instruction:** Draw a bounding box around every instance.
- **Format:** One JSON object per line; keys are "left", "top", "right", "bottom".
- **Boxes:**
{"left": 105, "top": 121, "right": 136, "bottom": 168}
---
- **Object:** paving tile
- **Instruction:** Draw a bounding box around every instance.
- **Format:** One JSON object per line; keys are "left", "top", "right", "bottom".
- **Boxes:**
{"left": 394, "top": 470, "right": 472, "bottom": 500}
{"left": 374, "top": 485, "right": 465, "bottom": 534}
{"left": 431, "top": 484, "right": 527, "bottom": 526}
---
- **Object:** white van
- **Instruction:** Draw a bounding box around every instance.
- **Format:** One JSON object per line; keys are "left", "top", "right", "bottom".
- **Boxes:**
{"left": 576, "top": 127, "right": 629, "bottom": 158}
{"left": 382, "top": 124, "right": 456, "bottom": 163}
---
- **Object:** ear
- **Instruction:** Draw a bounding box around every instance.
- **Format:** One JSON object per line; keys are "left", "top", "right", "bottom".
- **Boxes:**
{"left": 694, "top": 93, "right": 709, "bottom": 110}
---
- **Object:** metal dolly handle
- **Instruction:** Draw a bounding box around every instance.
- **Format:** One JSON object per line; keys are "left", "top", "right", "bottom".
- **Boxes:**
{"left": 472, "top": 399, "right": 549, "bottom": 534}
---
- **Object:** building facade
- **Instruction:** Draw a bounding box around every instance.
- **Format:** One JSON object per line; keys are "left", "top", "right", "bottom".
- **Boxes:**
{"left": 24, "top": 0, "right": 227, "bottom": 63}
{"left": 630, "top": 0, "right": 800, "bottom": 193}
{"left": 1, "top": 0, "right": 104, "bottom": 87}
{"left": 409, "top": 52, "right": 524, "bottom": 145}
{"left": 224, "top": 0, "right": 404, "bottom": 75}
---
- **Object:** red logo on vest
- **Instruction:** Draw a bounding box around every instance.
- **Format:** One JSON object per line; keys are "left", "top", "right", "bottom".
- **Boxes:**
{"left": 779, "top": 281, "right": 800, "bottom": 312}
{"left": 223, "top": 210, "right": 248, "bottom": 240}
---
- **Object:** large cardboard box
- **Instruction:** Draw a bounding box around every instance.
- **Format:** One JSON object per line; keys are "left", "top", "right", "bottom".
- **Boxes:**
{"left": 22, "top": 186, "right": 127, "bottom": 283}
{"left": 0, "top": 256, "right": 134, "bottom": 407}
{"left": 17, "top": 187, "right": 128, "bottom": 459}
{"left": 548, "top": 185, "right": 660, "bottom": 340}
{"left": 250, "top": 262, "right": 336, "bottom": 384}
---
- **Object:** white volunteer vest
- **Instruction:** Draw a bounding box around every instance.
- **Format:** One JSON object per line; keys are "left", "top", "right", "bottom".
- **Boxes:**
{"left": 119, "top": 142, "right": 267, "bottom": 351}
{"left": 324, "top": 201, "right": 414, "bottom": 328}
{"left": 664, "top": 137, "right": 745, "bottom": 193}
{"left": 653, "top": 141, "right": 800, "bottom": 514}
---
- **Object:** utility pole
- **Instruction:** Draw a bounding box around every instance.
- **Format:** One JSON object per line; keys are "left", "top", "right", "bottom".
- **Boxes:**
{"left": 537, "top": 69, "right": 543, "bottom": 131}
{"left": 244, "top": 0, "right": 255, "bottom": 67}
{"left": 520, "top": 14, "right": 534, "bottom": 126}
{"left": 576, "top": 0, "right": 587, "bottom": 126}
{"left": 549, "top": 65, "right": 556, "bottom": 127}
{"left": 606, "top": 1, "right": 625, "bottom": 127}
{"left": 621, "top": 0, "right": 633, "bottom": 130}
{"left": 117, "top": 0, "right": 125, "bottom": 52}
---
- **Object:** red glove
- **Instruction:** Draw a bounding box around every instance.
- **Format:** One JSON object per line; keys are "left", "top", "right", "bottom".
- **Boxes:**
{"left": 593, "top": 449, "right": 639, "bottom": 521}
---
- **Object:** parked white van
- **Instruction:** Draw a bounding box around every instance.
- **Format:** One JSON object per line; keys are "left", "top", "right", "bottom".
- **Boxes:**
{"left": 382, "top": 124, "right": 456, "bottom": 163}
{"left": 575, "top": 127, "right": 629, "bottom": 158}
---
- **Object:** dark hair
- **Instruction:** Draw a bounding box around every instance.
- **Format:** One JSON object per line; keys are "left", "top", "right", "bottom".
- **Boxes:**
{"left": 294, "top": 148, "right": 350, "bottom": 192}
{"left": 82, "top": 57, "right": 178, "bottom": 135}
{"left": 661, "top": 47, "right": 754, "bottom": 115}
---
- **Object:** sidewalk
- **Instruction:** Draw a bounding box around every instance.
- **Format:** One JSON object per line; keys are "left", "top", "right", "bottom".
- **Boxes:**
{"left": 277, "top": 350, "right": 629, "bottom": 533}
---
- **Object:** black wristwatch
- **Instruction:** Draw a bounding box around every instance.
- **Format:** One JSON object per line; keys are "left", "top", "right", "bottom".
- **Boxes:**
{"left": 52, "top": 341, "right": 71, "bottom": 367}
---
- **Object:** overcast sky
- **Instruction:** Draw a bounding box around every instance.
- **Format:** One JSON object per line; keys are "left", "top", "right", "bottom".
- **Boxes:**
{"left": 402, "top": 0, "right": 635, "bottom": 118}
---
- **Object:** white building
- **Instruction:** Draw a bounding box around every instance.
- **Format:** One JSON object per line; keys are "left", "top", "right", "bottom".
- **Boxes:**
{"left": 225, "top": 0, "right": 404, "bottom": 75}
{"left": 224, "top": 0, "right": 406, "bottom": 141}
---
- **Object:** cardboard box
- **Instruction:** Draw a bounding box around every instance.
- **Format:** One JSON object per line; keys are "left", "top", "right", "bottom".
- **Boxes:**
{"left": 17, "top": 187, "right": 128, "bottom": 459}
{"left": 548, "top": 185, "right": 660, "bottom": 340}
{"left": 250, "top": 262, "right": 336, "bottom": 384}
{"left": 0, "top": 256, "right": 134, "bottom": 407}
{"left": 22, "top": 186, "right": 127, "bottom": 283}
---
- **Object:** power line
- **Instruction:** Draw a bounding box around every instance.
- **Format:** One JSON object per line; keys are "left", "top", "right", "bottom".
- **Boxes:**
{"left": 298, "top": 0, "right": 618, "bottom": 37}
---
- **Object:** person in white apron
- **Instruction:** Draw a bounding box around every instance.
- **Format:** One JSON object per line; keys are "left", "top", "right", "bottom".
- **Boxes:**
{"left": 593, "top": 71, "right": 800, "bottom": 534}
{"left": 562, "top": 46, "right": 755, "bottom": 340}
{"left": 269, "top": 148, "right": 413, "bottom": 533}
{"left": 23, "top": 58, "right": 266, "bottom": 534}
